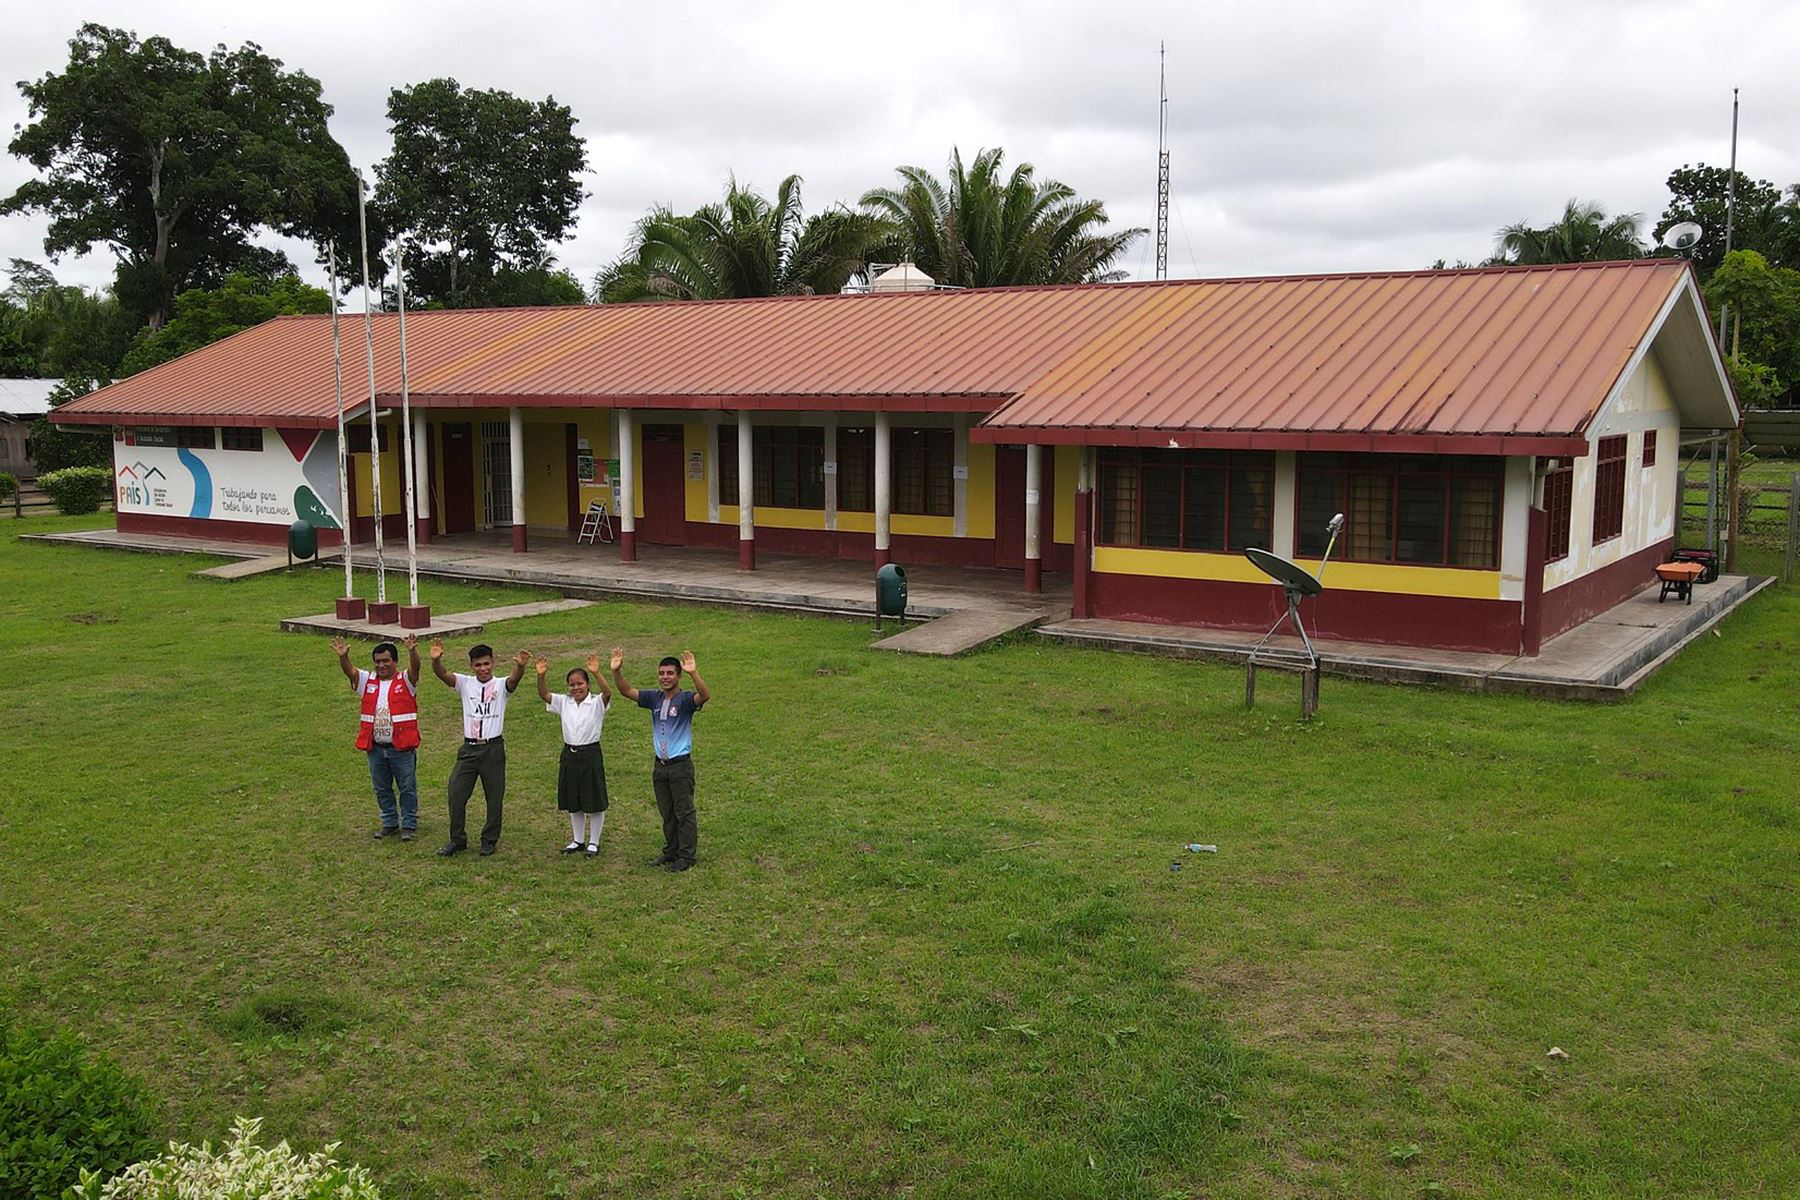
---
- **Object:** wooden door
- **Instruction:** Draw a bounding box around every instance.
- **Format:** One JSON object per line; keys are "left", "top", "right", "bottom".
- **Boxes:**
{"left": 440, "top": 422, "right": 476, "bottom": 535}
{"left": 994, "top": 446, "right": 1025, "bottom": 568}
{"left": 639, "top": 424, "right": 688, "bottom": 546}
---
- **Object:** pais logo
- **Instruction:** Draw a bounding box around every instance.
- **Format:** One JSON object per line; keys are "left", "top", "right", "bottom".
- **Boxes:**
{"left": 115, "top": 461, "right": 165, "bottom": 506}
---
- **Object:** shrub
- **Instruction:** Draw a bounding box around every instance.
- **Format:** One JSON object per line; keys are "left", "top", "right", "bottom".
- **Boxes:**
{"left": 36, "top": 466, "right": 112, "bottom": 515}
{"left": 0, "top": 472, "right": 15, "bottom": 502}
{"left": 69, "top": 1117, "right": 382, "bottom": 1200}
{"left": 0, "top": 1015, "right": 158, "bottom": 1200}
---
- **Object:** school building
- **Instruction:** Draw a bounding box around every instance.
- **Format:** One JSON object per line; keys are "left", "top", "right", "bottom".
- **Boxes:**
{"left": 57, "top": 259, "right": 1737, "bottom": 656}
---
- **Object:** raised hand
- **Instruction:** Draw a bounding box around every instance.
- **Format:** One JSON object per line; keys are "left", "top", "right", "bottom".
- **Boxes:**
{"left": 610, "top": 647, "right": 625, "bottom": 672}
{"left": 680, "top": 650, "right": 697, "bottom": 675}
{"left": 429, "top": 639, "right": 444, "bottom": 660}
{"left": 330, "top": 636, "right": 349, "bottom": 657}
{"left": 514, "top": 649, "right": 532, "bottom": 667}
{"left": 535, "top": 655, "right": 549, "bottom": 677}
{"left": 402, "top": 633, "right": 418, "bottom": 650}
{"left": 585, "top": 652, "right": 601, "bottom": 675}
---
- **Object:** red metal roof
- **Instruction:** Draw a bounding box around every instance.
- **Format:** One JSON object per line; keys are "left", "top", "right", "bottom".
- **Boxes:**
{"left": 58, "top": 261, "right": 1713, "bottom": 452}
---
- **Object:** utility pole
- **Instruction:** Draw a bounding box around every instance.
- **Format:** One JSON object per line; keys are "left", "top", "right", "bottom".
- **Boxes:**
{"left": 1155, "top": 42, "right": 1170, "bottom": 281}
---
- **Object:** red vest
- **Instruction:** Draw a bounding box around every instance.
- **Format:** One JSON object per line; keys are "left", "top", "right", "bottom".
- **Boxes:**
{"left": 356, "top": 672, "right": 420, "bottom": 751}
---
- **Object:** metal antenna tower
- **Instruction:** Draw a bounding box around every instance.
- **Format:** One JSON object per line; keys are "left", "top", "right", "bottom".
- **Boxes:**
{"left": 1155, "top": 42, "right": 1170, "bottom": 280}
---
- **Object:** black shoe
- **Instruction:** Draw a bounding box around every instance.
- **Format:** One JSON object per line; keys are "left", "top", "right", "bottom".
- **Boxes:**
{"left": 646, "top": 853, "right": 675, "bottom": 867}
{"left": 561, "top": 841, "right": 584, "bottom": 854}
{"left": 436, "top": 843, "right": 465, "bottom": 857}
{"left": 585, "top": 843, "right": 600, "bottom": 858}
{"left": 666, "top": 859, "right": 693, "bottom": 873}
{"left": 399, "top": 829, "right": 416, "bottom": 842}
{"left": 373, "top": 826, "right": 401, "bottom": 840}
{"left": 479, "top": 844, "right": 497, "bottom": 857}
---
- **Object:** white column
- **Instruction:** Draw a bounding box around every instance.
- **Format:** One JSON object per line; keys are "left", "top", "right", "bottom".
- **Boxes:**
{"left": 412, "top": 408, "right": 431, "bottom": 541}
{"left": 616, "top": 407, "right": 637, "bottom": 559}
{"left": 1272, "top": 451, "right": 1297, "bottom": 556}
{"left": 1024, "top": 442, "right": 1043, "bottom": 591}
{"left": 508, "top": 406, "right": 526, "bottom": 552}
{"left": 737, "top": 410, "right": 755, "bottom": 569}
{"left": 823, "top": 417, "right": 838, "bottom": 531}
{"left": 874, "top": 410, "right": 892, "bottom": 567}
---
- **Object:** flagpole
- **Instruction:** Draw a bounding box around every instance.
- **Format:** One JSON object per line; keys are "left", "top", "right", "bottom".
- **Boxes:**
{"left": 355, "top": 168, "right": 387, "bottom": 607}
{"left": 1717, "top": 87, "right": 1738, "bottom": 345}
{"left": 393, "top": 235, "right": 420, "bottom": 609}
{"left": 327, "top": 240, "right": 356, "bottom": 608}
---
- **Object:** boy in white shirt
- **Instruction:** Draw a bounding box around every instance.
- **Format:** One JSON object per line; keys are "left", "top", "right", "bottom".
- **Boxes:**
{"left": 430, "top": 640, "right": 528, "bottom": 857}
{"left": 535, "top": 652, "right": 612, "bottom": 856}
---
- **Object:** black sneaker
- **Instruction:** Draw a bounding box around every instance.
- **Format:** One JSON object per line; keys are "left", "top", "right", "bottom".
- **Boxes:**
{"left": 373, "top": 826, "right": 401, "bottom": 840}
{"left": 666, "top": 859, "right": 693, "bottom": 873}
{"left": 646, "top": 853, "right": 675, "bottom": 867}
{"left": 399, "top": 830, "right": 416, "bottom": 842}
{"left": 436, "top": 843, "right": 465, "bottom": 857}
{"left": 479, "top": 844, "right": 497, "bottom": 857}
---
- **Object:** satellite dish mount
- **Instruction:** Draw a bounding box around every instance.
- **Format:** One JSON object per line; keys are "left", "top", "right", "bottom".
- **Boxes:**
{"left": 1242, "top": 513, "right": 1344, "bottom": 718}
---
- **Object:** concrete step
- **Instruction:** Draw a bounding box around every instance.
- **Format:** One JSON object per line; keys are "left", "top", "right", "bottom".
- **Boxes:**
{"left": 196, "top": 548, "right": 341, "bottom": 580}
{"left": 280, "top": 598, "right": 594, "bottom": 640}
{"left": 872, "top": 604, "right": 1066, "bottom": 656}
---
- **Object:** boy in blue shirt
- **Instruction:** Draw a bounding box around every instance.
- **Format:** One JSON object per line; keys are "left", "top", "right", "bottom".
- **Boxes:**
{"left": 610, "top": 648, "right": 711, "bottom": 872}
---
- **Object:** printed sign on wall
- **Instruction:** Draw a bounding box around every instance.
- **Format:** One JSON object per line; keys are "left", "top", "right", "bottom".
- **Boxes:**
{"left": 114, "top": 428, "right": 345, "bottom": 528}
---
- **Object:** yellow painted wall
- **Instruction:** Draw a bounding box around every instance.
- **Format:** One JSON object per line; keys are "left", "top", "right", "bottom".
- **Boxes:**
{"left": 522, "top": 420, "right": 568, "bottom": 529}
{"left": 350, "top": 423, "right": 402, "bottom": 519}
{"left": 684, "top": 423, "right": 709, "bottom": 521}
{"left": 573, "top": 409, "right": 614, "bottom": 512}
{"left": 1093, "top": 545, "right": 1502, "bottom": 600}
{"left": 1053, "top": 445, "right": 1078, "bottom": 544}
{"left": 965, "top": 441, "right": 995, "bottom": 539}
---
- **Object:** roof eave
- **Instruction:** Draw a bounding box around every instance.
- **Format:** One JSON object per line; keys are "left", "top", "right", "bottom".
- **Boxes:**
{"left": 967, "top": 425, "right": 1590, "bottom": 457}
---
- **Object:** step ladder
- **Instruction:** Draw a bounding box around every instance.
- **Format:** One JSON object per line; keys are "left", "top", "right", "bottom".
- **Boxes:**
{"left": 577, "top": 500, "right": 613, "bottom": 545}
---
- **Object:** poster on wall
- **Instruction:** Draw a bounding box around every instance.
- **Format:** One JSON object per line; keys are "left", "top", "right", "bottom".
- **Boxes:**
{"left": 577, "top": 451, "right": 596, "bottom": 483}
{"left": 114, "top": 428, "right": 346, "bottom": 528}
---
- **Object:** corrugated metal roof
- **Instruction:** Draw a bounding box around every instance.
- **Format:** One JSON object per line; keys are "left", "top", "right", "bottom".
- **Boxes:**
{"left": 57, "top": 261, "right": 1713, "bottom": 451}
{"left": 978, "top": 259, "right": 1701, "bottom": 449}
{"left": 0, "top": 378, "right": 63, "bottom": 415}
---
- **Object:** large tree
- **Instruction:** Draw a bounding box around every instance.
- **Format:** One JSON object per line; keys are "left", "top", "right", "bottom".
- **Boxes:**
{"left": 595, "top": 175, "right": 888, "bottom": 303}
{"left": 1654, "top": 164, "right": 1800, "bottom": 275}
{"left": 1, "top": 261, "right": 137, "bottom": 378}
{"left": 374, "top": 78, "right": 587, "bottom": 308}
{"left": 1492, "top": 199, "right": 1646, "bottom": 265}
{"left": 1, "top": 25, "right": 357, "bottom": 330}
{"left": 860, "top": 147, "right": 1143, "bottom": 288}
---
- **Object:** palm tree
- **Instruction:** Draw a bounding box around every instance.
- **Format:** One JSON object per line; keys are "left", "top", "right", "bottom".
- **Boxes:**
{"left": 594, "top": 175, "right": 889, "bottom": 302}
{"left": 860, "top": 147, "right": 1144, "bottom": 288}
{"left": 1492, "top": 199, "right": 1646, "bottom": 265}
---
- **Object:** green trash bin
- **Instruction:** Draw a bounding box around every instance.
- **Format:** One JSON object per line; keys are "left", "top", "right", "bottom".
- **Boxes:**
{"left": 287, "top": 519, "right": 318, "bottom": 564}
{"left": 875, "top": 563, "right": 907, "bottom": 629}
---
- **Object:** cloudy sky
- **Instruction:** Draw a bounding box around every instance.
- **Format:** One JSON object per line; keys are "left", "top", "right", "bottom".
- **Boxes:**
{"left": 3, "top": 0, "right": 1795, "bottom": 296}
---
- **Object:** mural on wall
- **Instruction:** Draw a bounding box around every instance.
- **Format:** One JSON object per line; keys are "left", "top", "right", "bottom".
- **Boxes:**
{"left": 114, "top": 428, "right": 345, "bottom": 528}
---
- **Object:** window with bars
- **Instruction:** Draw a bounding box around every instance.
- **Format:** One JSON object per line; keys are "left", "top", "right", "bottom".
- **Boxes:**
{"left": 1642, "top": 429, "right": 1657, "bottom": 468}
{"left": 176, "top": 425, "right": 215, "bottom": 449}
{"left": 838, "top": 427, "right": 872, "bottom": 512}
{"left": 833, "top": 426, "right": 953, "bottom": 516}
{"left": 1544, "top": 461, "right": 1574, "bottom": 562}
{"left": 220, "top": 426, "right": 263, "bottom": 452}
{"left": 1295, "top": 453, "right": 1502, "bottom": 568}
{"left": 718, "top": 425, "right": 825, "bottom": 509}
{"left": 1592, "top": 435, "right": 1627, "bottom": 544}
{"left": 1096, "top": 449, "right": 1275, "bottom": 551}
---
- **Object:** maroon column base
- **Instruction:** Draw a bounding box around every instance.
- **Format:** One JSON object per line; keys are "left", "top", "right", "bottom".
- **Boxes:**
{"left": 738, "top": 537, "right": 756, "bottom": 571}
{"left": 1025, "top": 557, "right": 1043, "bottom": 593}
{"left": 335, "top": 597, "right": 368, "bottom": 620}
{"left": 367, "top": 601, "right": 400, "bottom": 625}
{"left": 619, "top": 529, "right": 637, "bottom": 562}
{"left": 414, "top": 516, "right": 433, "bottom": 546}
{"left": 399, "top": 604, "right": 432, "bottom": 629}
{"left": 874, "top": 545, "right": 892, "bottom": 568}
{"left": 511, "top": 523, "right": 527, "bottom": 553}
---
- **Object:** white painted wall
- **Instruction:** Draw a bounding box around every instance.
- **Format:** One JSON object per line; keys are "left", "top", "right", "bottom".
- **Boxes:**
{"left": 112, "top": 426, "right": 344, "bottom": 528}
{"left": 1542, "top": 353, "right": 1683, "bottom": 592}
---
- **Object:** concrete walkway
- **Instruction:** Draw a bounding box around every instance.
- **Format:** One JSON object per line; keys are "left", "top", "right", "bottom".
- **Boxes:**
{"left": 872, "top": 602, "right": 1069, "bottom": 656}
{"left": 280, "top": 598, "right": 594, "bottom": 641}
{"left": 1039, "top": 574, "right": 1772, "bottom": 699}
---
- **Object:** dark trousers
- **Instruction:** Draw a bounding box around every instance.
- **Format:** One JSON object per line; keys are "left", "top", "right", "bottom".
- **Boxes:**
{"left": 652, "top": 756, "right": 697, "bottom": 864}
{"left": 447, "top": 739, "right": 505, "bottom": 849}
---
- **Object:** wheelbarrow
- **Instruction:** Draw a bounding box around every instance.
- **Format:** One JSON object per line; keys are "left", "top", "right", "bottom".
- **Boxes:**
{"left": 1655, "top": 560, "right": 1704, "bottom": 604}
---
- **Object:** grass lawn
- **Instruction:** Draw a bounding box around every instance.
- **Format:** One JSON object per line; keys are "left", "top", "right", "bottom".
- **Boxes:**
{"left": 3, "top": 513, "right": 1797, "bottom": 1199}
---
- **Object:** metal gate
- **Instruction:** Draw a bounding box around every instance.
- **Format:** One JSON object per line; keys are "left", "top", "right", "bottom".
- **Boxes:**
{"left": 482, "top": 421, "right": 512, "bottom": 527}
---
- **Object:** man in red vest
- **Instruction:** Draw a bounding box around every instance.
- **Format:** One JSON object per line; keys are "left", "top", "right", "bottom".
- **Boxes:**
{"left": 332, "top": 633, "right": 424, "bottom": 841}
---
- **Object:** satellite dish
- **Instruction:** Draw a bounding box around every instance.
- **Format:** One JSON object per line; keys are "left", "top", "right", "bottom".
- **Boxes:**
{"left": 1661, "top": 222, "right": 1703, "bottom": 253}
{"left": 1245, "top": 548, "right": 1321, "bottom": 597}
